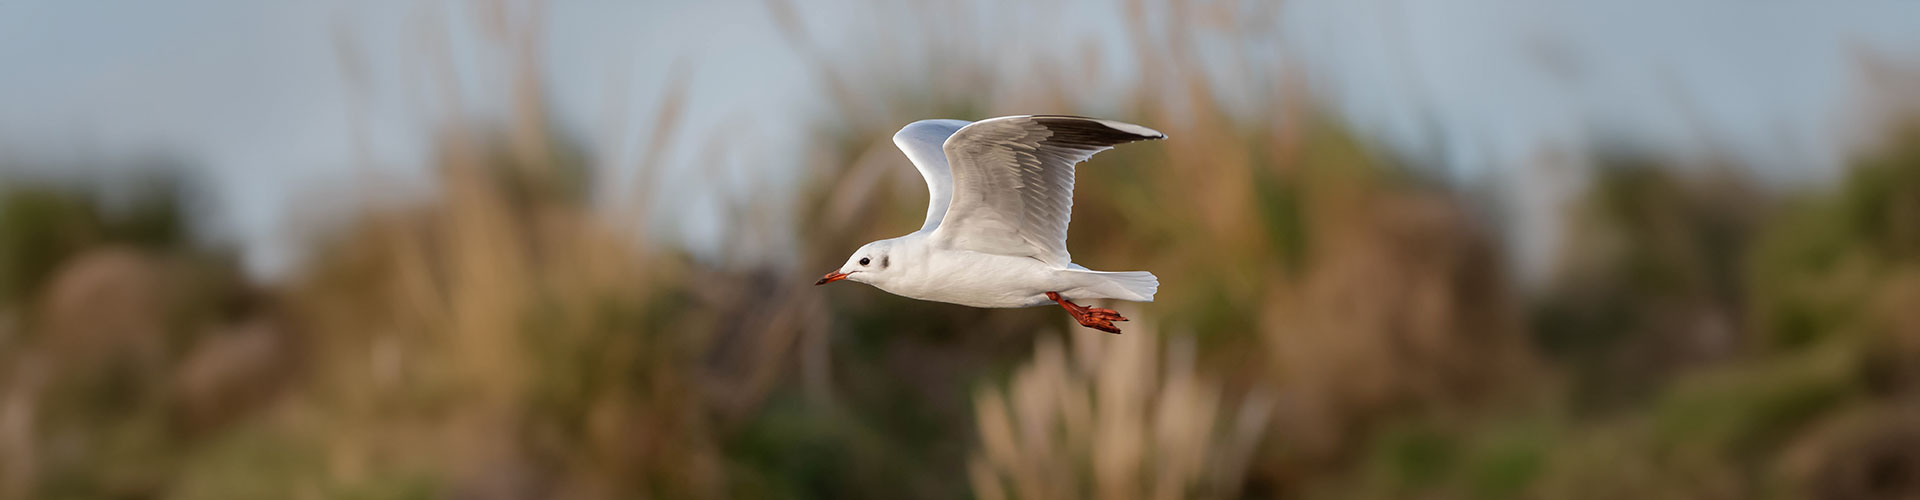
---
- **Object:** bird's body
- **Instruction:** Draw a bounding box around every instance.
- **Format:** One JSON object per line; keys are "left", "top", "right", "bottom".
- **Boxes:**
{"left": 851, "top": 234, "right": 1154, "bottom": 309}
{"left": 817, "top": 115, "right": 1164, "bottom": 333}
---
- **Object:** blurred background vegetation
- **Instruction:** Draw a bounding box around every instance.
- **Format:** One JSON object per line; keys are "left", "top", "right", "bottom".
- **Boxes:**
{"left": 3, "top": 0, "right": 1920, "bottom": 499}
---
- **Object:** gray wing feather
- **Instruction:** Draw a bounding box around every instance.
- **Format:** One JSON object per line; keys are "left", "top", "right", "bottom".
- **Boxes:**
{"left": 932, "top": 115, "right": 1164, "bottom": 266}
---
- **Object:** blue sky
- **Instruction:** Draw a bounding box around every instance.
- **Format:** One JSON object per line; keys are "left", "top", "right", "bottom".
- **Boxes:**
{"left": 1, "top": 0, "right": 1917, "bottom": 278}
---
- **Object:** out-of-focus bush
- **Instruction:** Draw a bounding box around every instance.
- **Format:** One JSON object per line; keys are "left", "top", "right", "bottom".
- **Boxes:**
{"left": 0, "top": 171, "right": 278, "bottom": 499}
{"left": 271, "top": 128, "right": 729, "bottom": 498}
{"left": 1534, "top": 163, "right": 1763, "bottom": 410}
{"left": 1254, "top": 138, "right": 1535, "bottom": 466}
{"left": 1304, "top": 110, "right": 1920, "bottom": 500}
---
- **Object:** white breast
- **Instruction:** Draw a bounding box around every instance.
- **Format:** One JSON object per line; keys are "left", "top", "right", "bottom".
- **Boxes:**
{"left": 877, "top": 249, "right": 1064, "bottom": 308}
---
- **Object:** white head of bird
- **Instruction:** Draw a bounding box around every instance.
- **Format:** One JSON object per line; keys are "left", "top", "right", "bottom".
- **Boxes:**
{"left": 816, "top": 239, "right": 899, "bottom": 287}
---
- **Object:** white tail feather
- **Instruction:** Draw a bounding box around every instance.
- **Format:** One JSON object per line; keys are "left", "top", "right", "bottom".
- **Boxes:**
{"left": 1066, "top": 270, "right": 1159, "bottom": 302}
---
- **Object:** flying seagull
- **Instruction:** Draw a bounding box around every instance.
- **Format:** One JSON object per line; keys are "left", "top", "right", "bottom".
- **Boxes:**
{"left": 816, "top": 115, "right": 1163, "bottom": 334}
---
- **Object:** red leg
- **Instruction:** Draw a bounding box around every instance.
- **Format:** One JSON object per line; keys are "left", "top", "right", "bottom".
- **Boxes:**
{"left": 1047, "top": 292, "right": 1128, "bottom": 334}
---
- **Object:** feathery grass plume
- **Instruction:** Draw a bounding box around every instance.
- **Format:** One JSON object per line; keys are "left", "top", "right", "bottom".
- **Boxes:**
{"left": 969, "top": 325, "right": 1271, "bottom": 500}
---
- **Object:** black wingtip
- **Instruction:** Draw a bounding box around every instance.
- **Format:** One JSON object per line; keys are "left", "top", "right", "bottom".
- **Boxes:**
{"left": 1029, "top": 115, "right": 1167, "bottom": 146}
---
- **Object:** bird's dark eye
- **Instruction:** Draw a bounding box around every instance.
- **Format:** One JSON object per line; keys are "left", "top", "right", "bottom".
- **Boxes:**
{"left": 859, "top": 257, "right": 871, "bottom": 266}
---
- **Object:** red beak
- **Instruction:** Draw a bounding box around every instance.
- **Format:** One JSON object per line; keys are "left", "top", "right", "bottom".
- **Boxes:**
{"left": 815, "top": 271, "right": 849, "bottom": 285}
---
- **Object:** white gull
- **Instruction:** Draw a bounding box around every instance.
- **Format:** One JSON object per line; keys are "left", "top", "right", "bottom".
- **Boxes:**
{"left": 816, "top": 115, "right": 1163, "bottom": 333}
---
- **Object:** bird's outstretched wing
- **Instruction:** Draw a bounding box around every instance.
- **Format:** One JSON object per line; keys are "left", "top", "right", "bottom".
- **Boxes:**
{"left": 929, "top": 115, "right": 1163, "bottom": 266}
{"left": 892, "top": 119, "right": 972, "bottom": 233}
